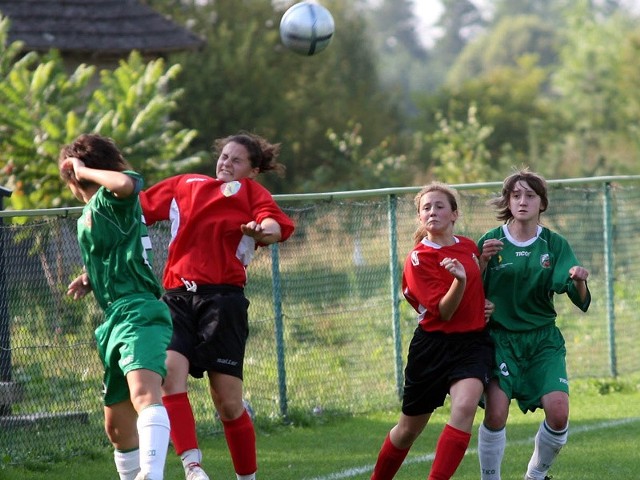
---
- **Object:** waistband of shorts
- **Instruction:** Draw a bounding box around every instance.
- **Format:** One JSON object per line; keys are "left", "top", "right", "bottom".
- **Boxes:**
{"left": 489, "top": 321, "right": 556, "bottom": 333}
{"left": 164, "top": 284, "right": 244, "bottom": 295}
{"left": 418, "top": 326, "right": 490, "bottom": 340}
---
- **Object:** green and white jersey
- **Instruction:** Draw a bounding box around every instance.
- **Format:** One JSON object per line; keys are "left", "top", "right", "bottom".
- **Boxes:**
{"left": 479, "top": 224, "right": 590, "bottom": 332}
{"left": 77, "top": 171, "right": 162, "bottom": 311}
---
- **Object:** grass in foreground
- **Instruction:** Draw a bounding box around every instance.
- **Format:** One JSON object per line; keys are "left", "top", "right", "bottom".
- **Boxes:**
{"left": 3, "top": 376, "right": 639, "bottom": 480}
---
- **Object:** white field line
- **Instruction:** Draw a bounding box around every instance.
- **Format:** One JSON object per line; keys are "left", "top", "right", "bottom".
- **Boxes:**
{"left": 304, "top": 417, "right": 640, "bottom": 480}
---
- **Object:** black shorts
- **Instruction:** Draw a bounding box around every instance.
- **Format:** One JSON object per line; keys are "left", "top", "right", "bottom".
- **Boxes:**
{"left": 162, "top": 285, "right": 249, "bottom": 379}
{"left": 401, "top": 327, "right": 494, "bottom": 416}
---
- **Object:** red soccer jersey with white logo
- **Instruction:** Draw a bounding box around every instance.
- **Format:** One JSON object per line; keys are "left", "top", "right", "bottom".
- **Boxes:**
{"left": 402, "top": 235, "right": 486, "bottom": 334}
{"left": 140, "top": 174, "right": 294, "bottom": 289}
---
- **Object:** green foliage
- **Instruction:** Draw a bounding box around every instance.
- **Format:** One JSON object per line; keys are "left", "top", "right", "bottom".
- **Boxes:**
{"left": 544, "top": 2, "right": 640, "bottom": 176}
{"left": 433, "top": 0, "right": 485, "bottom": 67}
{"left": 554, "top": 5, "right": 629, "bottom": 133}
{"left": 298, "top": 123, "right": 410, "bottom": 192}
{"left": 448, "top": 15, "right": 558, "bottom": 86}
{"left": 0, "top": 16, "right": 202, "bottom": 210}
{"left": 415, "top": 54, "right": 566, "bottom": 177}
{"left": 427, "top": 104, "right": 496, "bottom": 183}
{"left": 587, "top": 378, "right": 635, "bottom": 395}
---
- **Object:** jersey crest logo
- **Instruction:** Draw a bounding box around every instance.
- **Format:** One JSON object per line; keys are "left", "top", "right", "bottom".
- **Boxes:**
{"left": 221, "top": 181, "right": 242, "bottom": 197}
{"left": 411, "top": 251, "right": 420, "bottom": 266}
{"left": 540, "top": 253, "right": 551, "bottom": 268}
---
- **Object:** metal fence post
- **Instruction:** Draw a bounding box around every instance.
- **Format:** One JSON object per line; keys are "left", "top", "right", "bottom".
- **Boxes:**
{"left": 387, "top": 194, "right": 403, "bottom": 399}
{"left": 270, "top": 242, "right": 288, "bottom": 418}
{"left": 602, "top": 181, "right": 617, "bottom": 377}
{"left": 0, "top": 187, "right": 13, "bottom": 415}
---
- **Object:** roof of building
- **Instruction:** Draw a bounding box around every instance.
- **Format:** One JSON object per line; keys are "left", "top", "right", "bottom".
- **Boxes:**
{"left": 0, "top": 0, "right": 204, "bottom": 55}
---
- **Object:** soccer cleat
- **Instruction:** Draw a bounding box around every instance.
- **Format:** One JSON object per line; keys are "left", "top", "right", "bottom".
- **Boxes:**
{"left": 133, "top": 473, "right": 150, "bottom": 480}
{"left": 524, "top": 475, "right": 552, "bottom": 480}
{"left": 185, "top": 462, "right": 211, "bottom": 480}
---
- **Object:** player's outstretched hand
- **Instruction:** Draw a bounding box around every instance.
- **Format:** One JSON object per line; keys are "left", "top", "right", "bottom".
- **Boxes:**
{"left": 67, "top": 272, "right": 92, "bottom": 300}
{"left": 569, "top": 266, "right": 589, "bottom": 281}
{"left": 241, "top": 221, "right": 266, "bottom": 240}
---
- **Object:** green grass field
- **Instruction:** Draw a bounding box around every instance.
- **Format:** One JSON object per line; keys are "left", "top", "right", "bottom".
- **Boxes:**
{"left": 3, "top": 376, "right": 639, "bottom": 480}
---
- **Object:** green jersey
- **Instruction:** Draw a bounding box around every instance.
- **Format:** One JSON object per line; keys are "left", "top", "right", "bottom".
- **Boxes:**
{"left": 77, "top": 171, "right": 162, "bottom": 311}
{"left": 479, "top": 225, "right": 590, "bottom": 332}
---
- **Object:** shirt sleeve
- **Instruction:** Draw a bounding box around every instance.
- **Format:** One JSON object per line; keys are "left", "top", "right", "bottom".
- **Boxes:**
{"left": 550, "top": 232, "right": 591, "bottom": 312}
{"left": 246, "top": 179, "right": 295, "bottom": 242}
{"left": 139, "top": 176, "right": 180, "bottom": 226}
{"left": 403, "top": 249, "right": 446, "bottom": 317}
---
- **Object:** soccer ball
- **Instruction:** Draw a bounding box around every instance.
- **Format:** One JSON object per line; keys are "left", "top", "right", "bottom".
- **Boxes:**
{"left": 279, "top": 2, "right": 335, "bottom": 56}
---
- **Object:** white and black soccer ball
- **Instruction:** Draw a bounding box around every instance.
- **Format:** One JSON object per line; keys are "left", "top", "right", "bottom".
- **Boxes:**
{"left": 279, "top": 2, "right": 335, "bottom": 56}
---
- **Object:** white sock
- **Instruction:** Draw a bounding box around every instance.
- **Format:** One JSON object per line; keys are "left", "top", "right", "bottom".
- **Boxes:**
{"left": 137, "top": 403, "right": 171, "bottom": 480}
{"left": 236, "top": 474, "right": 256, "bottom": 480}
{"left": 525, "top": 420, "right": 568, "bottom": 479}
{"left": 181, "top": 447, "right": 203, "bottom": 469}
{"left": 114, "top": 448, "right": 140, "bottom": 480}
{"left": 478, "top": 423, "right": 506, "bottom": 480}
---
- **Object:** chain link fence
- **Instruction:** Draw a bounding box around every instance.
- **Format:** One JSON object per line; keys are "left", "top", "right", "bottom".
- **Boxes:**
{"left": 0, "top": 178, "right": 638, "bottom": 464}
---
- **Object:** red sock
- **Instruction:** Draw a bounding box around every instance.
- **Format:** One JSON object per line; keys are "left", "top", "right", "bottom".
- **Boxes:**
{"left": 222, "top": 409, "right": 257, "bottom": 475}
{"left": 371, "top": 433, "right": 411, "bottom": 480}
{"left": 162, "top": 392, "right": 198, "bottom": 455}
{"left": 428, "top": 424, "right": 471, "bottom": 480}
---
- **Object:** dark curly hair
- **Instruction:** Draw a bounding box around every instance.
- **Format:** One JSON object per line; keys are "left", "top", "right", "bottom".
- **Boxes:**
{"left": 213, "top": 131, "right": 285, "bottom": 176}
{"left": 58, "top": 134, "right": 130, "bottom": 188}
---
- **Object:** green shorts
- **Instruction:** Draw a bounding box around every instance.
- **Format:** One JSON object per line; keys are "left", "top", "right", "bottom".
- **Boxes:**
{"left": 95, "top": 294, "right": 172, "bottom": 406}
{"left": 490, "top": 323, "right": 568, "bottom": 413}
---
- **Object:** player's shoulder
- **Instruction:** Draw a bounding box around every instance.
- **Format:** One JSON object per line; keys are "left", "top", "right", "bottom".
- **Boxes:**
{"left": 456, "top": 235, "right": 476, "bottom": 246}
{"left": 539, "top": 226, "right": 569, "bottom": 245}
{"left": 180, "top": 173, "right": 216, "bottom": 184}
{"left": 407, "top": 240, "right": 438, "bottom": 260}
{"left": 148, "top": 173, "right": 211, "bottom": 189}
{"left": 481, "top": 225, "right": 503, "bottom": 239}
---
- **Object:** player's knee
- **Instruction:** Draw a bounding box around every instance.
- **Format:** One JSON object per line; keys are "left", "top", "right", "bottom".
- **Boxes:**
{"left": 213, "top": 394, "right": 245, "bottom": 421}
{"left": 483, "top": 407, "right": 508, "bottom": 430}
{"left": 546, "top": 412, "right": 568, "bottom": 431}
{"left": 543, "top": 395, "right": 569, "bottom": 430}
{"left": 104, "top": 421, "right": 136, "bottom": 449}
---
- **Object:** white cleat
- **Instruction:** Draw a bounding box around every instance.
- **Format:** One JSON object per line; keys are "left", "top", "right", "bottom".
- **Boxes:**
{"left": 185, "top": 462, "right": 211, "bottom": 480}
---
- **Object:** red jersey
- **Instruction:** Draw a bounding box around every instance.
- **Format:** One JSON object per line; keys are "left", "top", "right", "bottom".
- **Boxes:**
{"left": 402, "top": 235, "right": 486, "bottom": 334}
{"left": 140, "top": 174, "right": 294, "bottom": 289}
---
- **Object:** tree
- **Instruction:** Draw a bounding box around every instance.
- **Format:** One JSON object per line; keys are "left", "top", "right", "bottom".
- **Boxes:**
{"left": 0, "top": 16, "right": 201, "bottom": 210}
{"left": 413, "top": 53, "right": 563, "bottom": 175}
{"left": 551, "top": 1, "right": 640, "bottom": 175}
{"left": 365, "top": 0, "right": 431, "bottom": 115}
{"left": 148, "top": 0, "right": 404, "bottom": 193}
{"left": 431, "top": 0, "right": 484, "bottom": 71}
{"left": 296, "top": 122, "right": 411, "bottom": 192}
{"left": 447, "top": 15, "right": 558, "bottom": 87}
{"left": 428, "top": 104, "right": 497, "bottom": 184}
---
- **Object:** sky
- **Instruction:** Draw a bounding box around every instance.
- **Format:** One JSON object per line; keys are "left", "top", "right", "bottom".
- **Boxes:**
{"left": 412, "top": 1, "right": 491, "bottom": 47}
{"left": 412, "top": 0, "right": 640, "bottom": 47}
{"left": 413, "top": 2, "right": 444, "bottom": 47}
